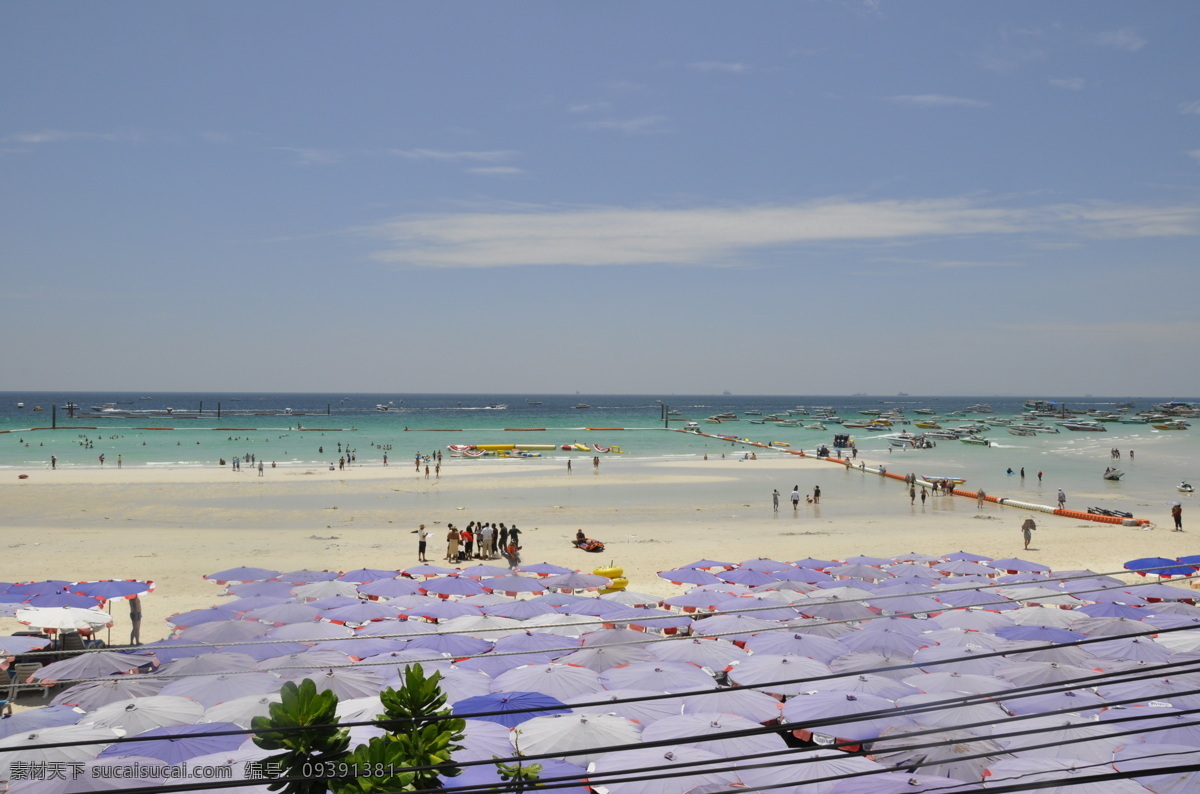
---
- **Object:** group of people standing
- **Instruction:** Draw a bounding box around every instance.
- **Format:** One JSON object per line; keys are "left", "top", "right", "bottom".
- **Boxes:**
{"left": 773, "top": 485, "right": 820, "bottom": 512}
{"left": 427, "top": 521, "right": 524, "bottom": 567}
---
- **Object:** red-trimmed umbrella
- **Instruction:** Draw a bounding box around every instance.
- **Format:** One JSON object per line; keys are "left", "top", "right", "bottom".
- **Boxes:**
{"left": 81, "top": 695, "right": 206, "bottom": 736}
{"left": 492, "top": 662, "right": 604, "bottom": 700}
{"left": 724, "top": 654, "right": 830, "bottom": 697}
{"left": 642, "top": 712, "right": 787, "bottom": 758}
{"left": 203, "top": 566, "right": 279, "bottom": 584}
{"left": 588, "top": 746, "right": 739, "bottom": 794}
{"left": 420, "top": 575, "right": 488, "bottom": 598}
{"left": 600, "top": 661, "right": 715, "bottom": 693}
{"left": 781, "top": 691, "right": 911, "bottom": 743}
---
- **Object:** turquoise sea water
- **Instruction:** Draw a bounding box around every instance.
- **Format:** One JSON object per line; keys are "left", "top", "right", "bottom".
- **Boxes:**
{"left": 1, "top": 392, "right": 1195, "bottom": 518}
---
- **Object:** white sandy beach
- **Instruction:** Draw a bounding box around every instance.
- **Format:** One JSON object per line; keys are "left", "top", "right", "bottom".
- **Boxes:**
{"left": 3, "top": 454, "right": 1195, "bottom": 650}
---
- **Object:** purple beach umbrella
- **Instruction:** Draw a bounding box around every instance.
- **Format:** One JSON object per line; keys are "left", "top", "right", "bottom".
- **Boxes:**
{"left": 451, "top": 691, "right": 570, "bottom": 727}
{"left": 204, "top": 567, "right": 279, "bottom": 584}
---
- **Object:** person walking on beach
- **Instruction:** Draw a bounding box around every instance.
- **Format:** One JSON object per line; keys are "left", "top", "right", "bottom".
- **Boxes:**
{"left": 1037, "top": 470, "right": 1043, "bottom": 483}
{"left": 772, "top": 489, "right": 780, "bottom": 513}
{"left": 50, "top": 454, "right": 56, "bottom": 470}
{"left": 258, "top": 461, "right": 264, "bottom": 477}
{"left": 920, "top": 488, "right": 927, "bottom": 506}
{"left": 1057, "top": 489, "right": 1066, "bottom": 509}
{"left": 117, "top": 454, "right": 122, "bottom": 469}
{"left": 1021, "top": 517, "right": 1037, "bottom": 550}
{"left": 567, "top": 459, "right": 572, "bottom": 474}
{"left": 508, "top": 524, "right": 522, "bottom": 548}
{"left": 445, "top": 526, "right": 460, "bottom": 562}
{"left": 425, "top": 464, "right": 430, "bottom": 479}
{"left": 977, "top": 489, "right": 986, "bottom": 509}
{"left": 791, "top": 486, "right": 801, "bottom": 511}
{"left": 417, "top": 524, "right": 429, "bottom": 561}
{"left": 1020, "top": 467, "right": 1025, "bottom": 479}
{"left": 910, "top": 485, "right": 916, "bottom": 505}
{"left": 593, "top": 456, "right": 600, "bottom": 472}
{"left": 1172, "top": 503, "right": 1183, "bottom": 531}
{"left": 99, "top": 453, "right": 105, "bottom": 465}
{"left": 812, "top": 485, "right": 821, "bottom": 504}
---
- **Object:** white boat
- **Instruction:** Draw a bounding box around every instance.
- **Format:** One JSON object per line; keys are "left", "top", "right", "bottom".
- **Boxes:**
{"left": 376, "top": 404, "right": 391, "bottom": 411}
{"left": 1103, "top": 468, "right": 1124, "bottom": 481}
{"left": 960, "top": 436, "right": 992, "bottom": 446}
{"left": 1180, "top": 482, "right": 1195, "bottom": 494}
{"left": 803, "top": 422, "right": 827, "bottom": 431}
{"left": 15, "top": 402, "right": 23, "bottom": 408}
{"left": 684, "top": 422, "right": 700, "bottom": 430}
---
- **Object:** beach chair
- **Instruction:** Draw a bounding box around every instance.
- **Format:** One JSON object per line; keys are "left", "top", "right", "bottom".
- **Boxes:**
{"left": 11, "top": 662, "right": 48, "bottom": 700}
{"left": 57, "top": 631, "right": 86, "bottom": 661}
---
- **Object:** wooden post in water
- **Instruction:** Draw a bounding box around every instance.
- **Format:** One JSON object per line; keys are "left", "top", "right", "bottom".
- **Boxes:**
{"left": 52, "top": 404, "right": 56, "bottom": 428}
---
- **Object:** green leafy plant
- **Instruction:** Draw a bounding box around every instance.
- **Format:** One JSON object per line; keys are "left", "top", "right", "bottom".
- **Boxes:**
{"left": 496, "top": 759, "right": 543, "bottom": 793}
{"left": 252, "top": 678, "right": 350, "bottom": 794}
{"left": 331, "top": 663, "right": 465, "bottom": 794}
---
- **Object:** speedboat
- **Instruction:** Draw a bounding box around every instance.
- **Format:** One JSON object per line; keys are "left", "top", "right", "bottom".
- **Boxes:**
{"left": 684, "top": 422, "right": 700, "bottom": 430}
{"left": 1180, "top": 482, "right": 1195, "bottom": 494}
{"left": 1103, "top": 468, "right": 1124, "bottom": 481}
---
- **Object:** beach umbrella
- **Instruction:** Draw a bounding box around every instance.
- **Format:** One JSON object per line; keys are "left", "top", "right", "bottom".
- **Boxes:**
{"left": 356, "top": 577, "right": 425, "bottom": 599}
{"left": 555, "top": 598, "right": 632, "bottom": 620}
{"left": 565, "top": 688, "right": 684, "bottom": 724}
{"left": 1088, "top": 636, "right": 1171, "bottom": 663}
{"left": 303, "top": 666, "right": 386, "bottom": 699}
{"left": 452, "top": 719, "right": 517, "bottom": 763}
{"left": 658, "top": 568, "right": 722, "bottom": 586}
{"left": 588, "top": 745, "right": 739, "bottom": 794}
{"left": 1125, "top": 558, "right": 1195, "bottom": 578}
{"left": 742, "top": 631, "right": 843, "bottom": 662}
{"left": 844, "top": 555, "right": 892, "bottom": 566}
{"left": 1114, "top": 743, "right": 1200, "bottom": 794}
{"left": 642, "top": 712, "right": 788, "bottom": 758}
{"left": 510, "top": 712, "right": 641, "bottom": 766}
{"left": 992, "top": 661, "right": 1097, "bottom": 687}
{"left": 337, "top": 567, "right": 398, "bottom": 583}
{"left": 995, "top": 624, "right": 1086, "bottom": 644}
{"left": 929, "top": 610, "right": 1016, "bottom": 632}
{"left": 559, "top": 643, "right": 655, "bottom": 673}
{"left": 482, "top": 599, "right": 558, "bottom": 619}
{"left": 293, "top": 580, "right": 362, "bottom": 600}
{"left": 6, "top": 580, "right": 74, "bottom": 594}
{"left": 943, "top": 551, "right": 994, "bottom": 562}
{"left": 1155, "top": 628, "right": 1200, "bottom": 654}
{"left": 241, "top": 601, "right": 323, "bottom": 626}
{"left": 793, "top": 557, "right": 840, "bottom": 569}
{"left": 24, "top": 591, "right": 105, "bottom": 609}
{"left": 725, "top": 654, "right": 830, "bottom": 697}
{"left": 203, "top": 693, "right": 282, "bottom": 729}
{"left": 81, "top": 695, "right": 205, "bottom": 736}
{"left": 159, "top": 671, "right": 283, "bottom": 707}
{"left": 830, "top": 650, "right": 917, "bottom": 681}
{"left": 225, "top": 580, "right": 297, "bottom": 599}
{"left": 0, "top": 635, "right": 53, "bottom": 655}
{"left": 439, "top": 613, "right": 525, "bottom": 640}
{"left": 648, "top": 637, "right": 749, "bottom": 669}
{"left": 736, "top": 748, "right": 885, "bottom": 794}
{"left": 782, "top": 691, "right": 910, "bottom": 743}
{"left": 871, "top": 724, "right": 1009, "bottom": 782}
{"left": 867, "top": 594, "right": 944, "bottom": 616}
{"left": 1122, "top": 583, "right": 1197, "bottom": 602}
{"left": 616, "top": 607, "right": 693, "bottom": 633}
{"left": 680, "top": 686, "right": 782, "bottom": 723}
{"left": 420, "top": 576, "right": 488, "bottom": 598}
{"left": 600, "top": 661, "right": 715, "bottom": 693}
{"left": 223, "top": 595, "right": 293, "bottom": 614}
{"left": 403, "top": 632, "right": 493, "bottom": 657}
{"left": 896, "top": 692, "right": 1012, "bottom": 729}
{"left": 711, "top": 593, "right": 801, "bottom": 619}
{"left": 541, "top": 572, "right": 611, "bottom": 592}
{"left": 773, "top": 567, "right": 834, "bottom": 583}
{"left": 32, "top": 651, "right": 156, "bottom": 683}
{"left": 932, "top": 588, "right": 1015, "bottom": 612}
{"left": 458, "top": 564, "right": 512, "bottom": 579}
{"left": 904, "top": 671, "right": 1014, "bottom": 696}
{"left": 991, "top": 714, "right": 1128, "bottom": 762}
{"left": 403, "top": 563, "right": 457, "bottom": 577}
{"left": 828, "top": 564, "right": 895, "bottom": 582}
{"left": 690, "top": 612, "right": 783, "bottom": 641}
{"left": 479, "top": 575, "right": 548, "bottom": 596}
{"left": 733, "top": 558, "right": 792, "bottom": 573}
{"left": 517, "top": 562, "right": 576, "bottom": 576}
{"left": 785, "top": 616, "right": 855, "bottom": 639}
{"left": 50, "top": 677, "right": 168, "bottom": 710}
{"left": 0, "top": 707, "right": 86, "bottom": 741}
{"left": 716, "top": 568, "right": 781, "bottom": 587}
{"left": 320, "top": 601, "right": 403, "bottom": 625}
{"left": 1077, "top": 603, "right": 1148, "bottom": 620}
{"left": 99, "top": 722, "right": 246, "bottom": 765}
{"left": 1100, "top": 706, "right": 1200, "bottom": 746}
{"left": 492, "top": 630, "right": 576, "bottom": 655}
{"left": 830, "top": 772, "right": 982, "bottom": 793}
{"left": 456, "top": 652, "right": 556, "bottom": 678}
{"left": 995, "top": 587, "right": 1081, "bottom": 608}
{"left": 912, "top": 646, "right": 1000, "bottom": 676}
{"left": 680, "top": 559, "right": 736, "bottom": 570}
{"left": 492, "top": 663, "right": 604, "bottom": 700}
{"left": 204, "top": 566, "right": 279, "bottom": 584}
{"left": 177, "top": 619, "right": 271, "bottom": 644}
{"left": 662, "top": 589, "right": 733, "bottom": 613}
{"left": 838, "top": 625, "right": 931, "bottom": 657}
{"left": 402, "top": 600, "right": 483, "bottom": 622}
{"left": 451, "top": 691, "right": 570, "bottom": 728}
{"left": 816, "top": 673, "right": 921, "bottom": 700}
{"left": 137, "top": 636, "right": 229, "bottom": 663}
{"left": 598, "top": 590, "right": 663, "bottom": 608}
{"left": 1007, "top": 605, "right": 1085, "bottom": 628}
{"left": 266, "top": 621, "right": 355, "bottom": 640}
{"left": 311, "top": 636, "right": 410, "bottom": 660}
{"left": 156, "top": 652, "right": 259, "bottom": 677}
{"left": 258, "top": 649, "right": 355, "bottom": 678}
{"left": 887, "top": 563, "right": 945, "bottom": 579}
{"left": 15, "top": 606, "right": 113, "bottom": 632}
{"left": 982, "top": 758, "right": 1143, "bottom": 792}
{"left": 166, "top": 606, "right": 237, "bottom": 629}
{"left": 358, "top": 649, "right": 453, "bottom": 675}
{"left": 0, "top": 725, "right": 119, "bottom": 782}
{"left": 275, "top": 568, "right": 338, "bottom": 583}
{"left": 521, "top": 613, "right": 605, "bottom": 637}
{"left": 796, "top": 596, "right": 877, "bottom": 622}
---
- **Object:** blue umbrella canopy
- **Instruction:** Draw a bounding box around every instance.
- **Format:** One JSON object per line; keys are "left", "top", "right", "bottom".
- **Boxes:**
{"left": 98, "top": 722, "right": 245, "bottom": 765}
{"left": 451, "top": 691, "right": 569, "bottom": 728}
{"left": 337, "top": 568, "right": 399, "bottom": 583}
{"left": 73, "top": 580, "right": 155, "bottom": 600}
{"left": 1124, "top": 558, "right": 1196, "bottom": 578}
{"left": 203, "top": 566, "right": 279, "bottom": 584}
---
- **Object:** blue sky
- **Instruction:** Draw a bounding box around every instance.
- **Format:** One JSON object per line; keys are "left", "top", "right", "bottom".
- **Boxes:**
{"left": 3, "top": 1, "right": 1198, "bottom": 396}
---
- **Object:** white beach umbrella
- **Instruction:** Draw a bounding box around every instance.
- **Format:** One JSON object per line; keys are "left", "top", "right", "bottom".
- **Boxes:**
{"left": 736, "top": 748, "right": 886, "bottom": 794}
{"left": 0, "top": 725, "right": 119, "bottom": 783}
{"left": 641, "top": 712, "right": 787, "bottom": 758}
{"left": 680, "top": 688, "right": 782, "bottom": 724}
{"left": 725, "top": 654, "right": 830, "bottom": 697}
{"left": 990, "top": 715, "right": 1128, "bottom": 762}
{"left": 1114, "top": 743, "right": 1200, "bottom": 794}
{"left": 80, "top": 696, "right": 205, "bottom": 736}
{"left": 982, "top": 757, "right": 1145, "bottom": 792}
{"left": 871, "top": 724, "right": 1010, "bottom": 783}
{"left": 204, "top": 693, "right": 284, "bottom": 728}
{"left": 511, "top": 712, "right": 642, "bottom": 766}
{"left": 492, "top": 662, "right": 605, "bottom": 700}
{"left": 567, "top": 688, "right": 685, "bottom": 725}
{"left": 599, "top": 661, "right": 716, "bottom": 693}
{"left": 588, "top": 745, "right": 739, "bottom": 794}
{"left": 15, "top": 606, "right": 114, "bottom": 632}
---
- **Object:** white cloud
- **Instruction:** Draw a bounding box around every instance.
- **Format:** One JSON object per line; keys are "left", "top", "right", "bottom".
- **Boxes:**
{"left": 1189, "top": 149, "right": 1200, "bottom": 166}
{"left": 1096, "top": 28, "right": 1146, "bottom": 52}
{"left": 360, "top": 198, "right": 1200, "bottom": 270}
{"left": 887, "top": 94, "right": 989, "bottom": 108}
{"left": 1179, "top": 100, "right": 1200, "bottom": 116}
{"left": 688, "top": 61, "right": 753, "bottom": 73}
{"left": 578, "top": 115, "right": 670, "bottom": 134}
{"left": 1049, "top": 77, "right": 1085, "bottom": 91}
{"left": 390, "top": 148, "right": 518, "bottom": 162}
{"left": 273, "top": 147, "right": 342, "bottom": 166}
{"left": 465, "top": 166, "right": 524, "bottom": 176}
{"left": 1, "top": 129, "right": 141, "bottom": 144}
